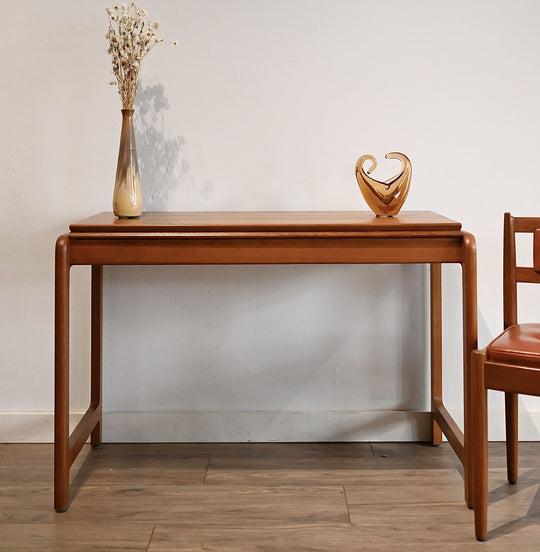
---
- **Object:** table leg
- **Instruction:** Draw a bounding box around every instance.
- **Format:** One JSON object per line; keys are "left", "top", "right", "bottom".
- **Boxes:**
{"left": 54, "top": 235, "right": 70, "bottom": 512}
{"left": 430, "top": 263, "right": 443, "bottom": 446}
{"left": 462, "top": 232, "right": 478, "bottom": 509}
{"left": 90, "top": 266, "right": 103, "bottom": 447}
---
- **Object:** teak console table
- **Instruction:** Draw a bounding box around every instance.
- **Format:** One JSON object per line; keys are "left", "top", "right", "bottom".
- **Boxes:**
{"left": 54, "top": 211, "right": 477, "bottom": 511}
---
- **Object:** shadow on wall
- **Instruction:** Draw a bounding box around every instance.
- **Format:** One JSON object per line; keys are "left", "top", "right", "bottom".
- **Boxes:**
{"left": 135, "top": 82, "right": 188, "bottom": 210}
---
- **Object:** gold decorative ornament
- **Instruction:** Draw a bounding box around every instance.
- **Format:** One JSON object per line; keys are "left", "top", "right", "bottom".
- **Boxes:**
{"left": 355, "top": 152, "right": 412, "bottom": 217}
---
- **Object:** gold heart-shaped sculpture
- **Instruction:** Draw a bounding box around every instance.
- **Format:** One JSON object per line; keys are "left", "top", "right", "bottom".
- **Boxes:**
{"left": 355, "top": 152, "right": 412, "bottom": 217}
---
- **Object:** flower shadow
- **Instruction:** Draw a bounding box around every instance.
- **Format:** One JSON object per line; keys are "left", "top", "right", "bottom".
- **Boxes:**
{"left": 134, "top": 82, "right": 188, "bottom": 210}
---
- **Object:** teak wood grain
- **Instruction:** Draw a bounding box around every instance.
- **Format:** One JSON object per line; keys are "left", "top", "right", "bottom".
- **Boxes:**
{"left": 69, "top": 211, "right": 463, "bottom": 235}
{"left": 54, "top": 211, "right": 477, "bottom": 513}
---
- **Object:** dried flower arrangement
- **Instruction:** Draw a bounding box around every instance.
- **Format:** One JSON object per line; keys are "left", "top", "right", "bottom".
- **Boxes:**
{"left": 106, "top": 2, "right": 177, "bottom": 109}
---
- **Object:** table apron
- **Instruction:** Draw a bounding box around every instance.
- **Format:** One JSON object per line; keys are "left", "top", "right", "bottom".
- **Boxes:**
{"left": 67, "top": 236, "right": 466, "bottom": 265}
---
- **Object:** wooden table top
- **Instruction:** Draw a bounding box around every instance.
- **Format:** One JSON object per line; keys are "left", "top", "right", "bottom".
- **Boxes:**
{"left": 70, "top": 211, "right": 462, "bottom": 236}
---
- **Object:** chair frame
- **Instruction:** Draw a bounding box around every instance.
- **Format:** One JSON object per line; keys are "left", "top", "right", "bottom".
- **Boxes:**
{"left": 472, "top": 212, "right": 540, "bottom": 540}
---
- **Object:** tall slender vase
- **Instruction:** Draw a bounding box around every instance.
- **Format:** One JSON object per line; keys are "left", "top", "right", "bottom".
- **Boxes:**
{"left": 113, "top": 109, "right": 142, "bottom": 218}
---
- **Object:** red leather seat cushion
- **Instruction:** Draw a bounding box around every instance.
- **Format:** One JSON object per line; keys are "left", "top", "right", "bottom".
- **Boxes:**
{"left": 487, "top": 323, "right": 540, "bottom": 368}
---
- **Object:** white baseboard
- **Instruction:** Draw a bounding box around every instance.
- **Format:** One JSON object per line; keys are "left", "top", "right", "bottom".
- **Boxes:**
{"left": 101, "top": 410, "right": 433, "bottom": 442}
{"left": 0, "top": 412, "right": 85, "bottom": 443}
{"left": 1, "top": 409, "right": 539, "bottom": 443}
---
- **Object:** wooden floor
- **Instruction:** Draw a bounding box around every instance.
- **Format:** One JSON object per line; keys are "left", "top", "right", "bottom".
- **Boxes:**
{"left": 1, "top": 442, "right": 539, "bottom": 551}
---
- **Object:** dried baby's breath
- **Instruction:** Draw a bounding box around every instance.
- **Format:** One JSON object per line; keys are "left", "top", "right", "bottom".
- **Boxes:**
{"left": 106, "top": 2, "right": 176, "bottom": 109}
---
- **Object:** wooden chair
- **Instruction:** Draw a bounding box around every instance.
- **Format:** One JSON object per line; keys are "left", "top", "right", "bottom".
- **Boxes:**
{"left": 471, "top": 212, "right": 540, "bottom": 540}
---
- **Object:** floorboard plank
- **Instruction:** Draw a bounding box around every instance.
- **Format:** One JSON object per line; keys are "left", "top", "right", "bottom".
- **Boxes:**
{"left": 0, "top": 523, "right": 154, "bottom": 552}
{"left": 46, "top": 486, "right": 349, "bottom": 526}
{"left": 146, "top": 522, "right": 533, "bottom": 551}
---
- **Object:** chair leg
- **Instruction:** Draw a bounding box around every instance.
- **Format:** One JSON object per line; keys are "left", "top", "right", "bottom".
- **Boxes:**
{"left": 472, "top": 349, "right": 488, "bottom": 541}
{"left": 505, "top": 392, "right": 519, "bottom": 484}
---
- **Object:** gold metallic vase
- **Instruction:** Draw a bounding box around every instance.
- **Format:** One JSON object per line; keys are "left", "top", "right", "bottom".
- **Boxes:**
{"left": 355, "top": 152, "right": 412, "bottom": 217}
{"left": 113, "top": 109, "right": 142, "bottom": 218}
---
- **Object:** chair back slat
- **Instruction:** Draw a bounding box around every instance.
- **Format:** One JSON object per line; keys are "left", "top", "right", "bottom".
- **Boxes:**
{"left": 503, "top": 213, "right": 540, "bottom": 328}
{"left": 513, "top": 217, "right": 540, "bottom": 233}
{"left": 534, "top": 229, "right": 540, "bottom": 273}
{"left": 515, "top": 267, "right": 540, "bottom": 284}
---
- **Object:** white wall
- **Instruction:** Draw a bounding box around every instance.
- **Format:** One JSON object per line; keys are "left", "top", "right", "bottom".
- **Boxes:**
{"left": 1, "top": 0, "right": 539, "bottom": 442}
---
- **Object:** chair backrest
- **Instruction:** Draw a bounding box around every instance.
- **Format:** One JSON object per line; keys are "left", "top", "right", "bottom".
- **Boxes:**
{"left": 503, "top": 212, "right": 540, "bottom": 328}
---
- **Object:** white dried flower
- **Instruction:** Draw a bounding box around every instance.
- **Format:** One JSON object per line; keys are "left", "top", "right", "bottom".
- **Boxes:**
{"left": 105, "top": 2, "right": 177, "bottom": 109}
